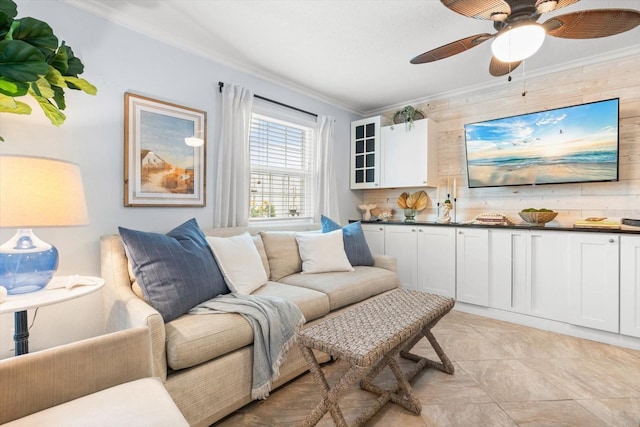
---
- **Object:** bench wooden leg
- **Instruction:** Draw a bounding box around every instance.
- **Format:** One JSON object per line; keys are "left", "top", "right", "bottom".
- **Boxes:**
{"left": 400, "top": 312, "right": 455, "bottom": 375}
{"left": 299, "top": 345, "right": 368, "bottom": 427}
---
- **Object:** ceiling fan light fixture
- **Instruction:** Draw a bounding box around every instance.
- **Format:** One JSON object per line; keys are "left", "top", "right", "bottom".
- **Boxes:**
{"left": 491, "top": 23, "right": 546, "bottom": 62}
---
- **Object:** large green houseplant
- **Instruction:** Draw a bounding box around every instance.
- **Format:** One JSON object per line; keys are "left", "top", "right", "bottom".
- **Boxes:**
{"left": 0, "top": 0, "right": 96, "bottom": 141}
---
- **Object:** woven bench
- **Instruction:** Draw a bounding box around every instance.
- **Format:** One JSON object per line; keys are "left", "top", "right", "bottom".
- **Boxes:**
{"left": 297, "top": 289, "right": 455, "bottom": 427}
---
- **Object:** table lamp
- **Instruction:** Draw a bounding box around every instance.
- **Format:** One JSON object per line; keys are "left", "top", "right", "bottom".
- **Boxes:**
{"left": 0, "top": 156, "right": 89, "bottom": 294}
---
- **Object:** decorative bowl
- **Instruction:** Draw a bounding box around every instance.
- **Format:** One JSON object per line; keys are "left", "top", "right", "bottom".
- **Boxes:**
{"left": 518, "top": 211, "right": 558, "bottom": 226}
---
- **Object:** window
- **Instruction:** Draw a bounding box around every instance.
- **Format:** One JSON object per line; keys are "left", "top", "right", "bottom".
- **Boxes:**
{"left": 249, "top": 109, "right": 315, "bottom": 221}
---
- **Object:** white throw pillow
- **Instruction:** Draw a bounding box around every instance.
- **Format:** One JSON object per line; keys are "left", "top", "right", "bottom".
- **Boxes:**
{"left": 295, "top": 229, "right": 354, "bottom": 274}
{"left": 206, "top": 232, "right": 268, "bottom": 294}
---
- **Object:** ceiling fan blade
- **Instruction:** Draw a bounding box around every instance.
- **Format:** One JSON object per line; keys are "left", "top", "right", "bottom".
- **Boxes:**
{"left": 441, "top": 0, "right": 510, "bottom": 21}
{"left": 410, "top": 33, "right": 493, "bottom": 64}
{"left": 489, "top": 56, "right": 522, "bottom": 76}
{"left": 544, "top": 9, "right": 640, "bottom": 39}
{"left": 535, "top": 0, "right": 580, "bottom": 14}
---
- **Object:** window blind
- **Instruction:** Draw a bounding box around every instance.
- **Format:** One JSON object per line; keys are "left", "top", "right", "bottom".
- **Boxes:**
{"left": 249, "top": 113, "right": 315, "bottom": 220}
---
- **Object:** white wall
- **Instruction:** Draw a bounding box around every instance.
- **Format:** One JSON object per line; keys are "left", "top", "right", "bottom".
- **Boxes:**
{"left": 0, "top": 0, "right": 361, "bottom": 358}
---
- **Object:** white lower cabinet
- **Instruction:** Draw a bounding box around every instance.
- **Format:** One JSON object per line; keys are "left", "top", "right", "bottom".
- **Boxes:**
{"left": 489, "top": 229, "right": 569, "bottom": 322}
{"left": 620, "top": 235, "right": 640, "bottom": 337}
{"left": 417, "top": 226, "right": 456, "bottom": 298}
{"left": 456, "top": 228, "right": 489, "bottom": 306}
{"left": 362, "top": 223, "right": 455, "bottom": 297}
{"left": 528, "top": 232, "right": 570, "bottom": 322}
{"left": 384, "top": 225, "right": 418, "bottom": 290}
{"left": 360, "top": 221, "right": 639, "bottom": 339}
{"left": 361, "top": 223, "right": 385, "bottom": 256}
{"left": 568, "top": 233, "right": 619, "bottom": 332}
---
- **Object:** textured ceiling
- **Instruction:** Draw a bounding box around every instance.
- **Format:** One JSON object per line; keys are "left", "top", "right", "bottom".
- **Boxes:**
{"left": 61, "top": 0, "right": 640, "bottom": 115}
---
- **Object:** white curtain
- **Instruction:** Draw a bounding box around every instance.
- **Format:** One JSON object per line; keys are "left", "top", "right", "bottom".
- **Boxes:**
{"left": 214, "top": 84, "right": 254, "bottom": 228}
{"left": 314, "top": 115, "right": 340, "bottom": 222}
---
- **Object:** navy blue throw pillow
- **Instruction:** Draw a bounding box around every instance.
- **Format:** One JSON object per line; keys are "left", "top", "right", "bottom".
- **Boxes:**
{"left": 321, "top": 215, "right": 374, "bottom": 266}
{"left": 119, "top": 218, "right": 228, "bottom": 322}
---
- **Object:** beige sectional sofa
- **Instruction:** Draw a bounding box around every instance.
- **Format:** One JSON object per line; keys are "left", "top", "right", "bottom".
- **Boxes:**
{"left": 100, "top": 222, "right": 401, "bottom": 426}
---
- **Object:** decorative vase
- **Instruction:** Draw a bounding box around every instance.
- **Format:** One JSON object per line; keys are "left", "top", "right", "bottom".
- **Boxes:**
{"left": 404, "top": 209, "right": 416, "bottom": 223}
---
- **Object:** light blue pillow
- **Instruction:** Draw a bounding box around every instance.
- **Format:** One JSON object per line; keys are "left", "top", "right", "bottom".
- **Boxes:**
{"left": 119, "top": 218, "right": 228, "bottom": 322}
{"left": 321, "top": 215, "right": 374, "bottom": 266}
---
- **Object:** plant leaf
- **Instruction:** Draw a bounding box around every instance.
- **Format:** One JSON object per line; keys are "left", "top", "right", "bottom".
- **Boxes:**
{"left": 10, "top": 17, "right": 58, "bottom": 58}
{"left": 0, "top": 76, "right": 28, "bottom": 96}
{"left": 64, "top": 76, "right": 97, "bottom": 95}
{"left": 0, "top": 92, "right": 16, "bottom": 108}
{"left": 50, "top": 42, "right": 69, "bottom": 74}
{"left": 0, "top": 39, "right": 48, "bottom": 82}
{"left": 30, "top": 76, "right": 54, "bottom": 98}
{"left": 45, "top": 65, "right": 67, "bottom": 88}
{"left": 0, "top": 0, "right": 17, "bottom": 21}
{"left": 414, "top": 191, "right": 428, "bottom": 211}
{"left": 57, "top": 43, "right": 85, "bottom": 76}
{"left": 0, "top": 94, "right": 31, "bottom": 114}
{"left": 31, "top": 93, "right": 66, "bottom": 125}
{"left": 397, "top": 192, "right": 409, "bottom": 209}
{"left": 51, "top": 85, "right": 65, "bottom": 110}
{"left": 0, "top": 0, "right": 17, "bottom": 39}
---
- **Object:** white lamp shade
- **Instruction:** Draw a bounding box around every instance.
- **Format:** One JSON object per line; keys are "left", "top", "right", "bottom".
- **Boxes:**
{"left": 0, "top": 156, "right": 89, "bottom": 227}
{"left": 491, "top": 23, "right": 546, "bottom": 62}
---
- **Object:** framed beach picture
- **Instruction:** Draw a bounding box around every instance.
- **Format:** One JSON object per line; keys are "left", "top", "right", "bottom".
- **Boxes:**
{"left": 124, "top": 93, "right": 206, "bottom": 207}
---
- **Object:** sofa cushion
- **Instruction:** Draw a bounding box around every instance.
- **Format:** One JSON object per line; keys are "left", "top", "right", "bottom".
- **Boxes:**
{"left": 278, "top": 266, "right": 400, "bottom": 311}
{"left": 252, "top": 235, "right": 270, "bottom": 279}
{"left": 321, "top": 216, "right": 375, "bottom": 266}
{"left": 295, "top": 229, "right": 354, "bottom": 274}
{"left": 206, "top": 232, "right": 267, "bottom": 295}
{"left": 253, "top": 282, "right": 330, "bottom": 321}
{"left": 259, "top": 231, "right": 303, "bottom": 281}
{"left": 165, "top": 282, "right": 330, "bottom": 370}
{"left": 118, "top": 218, "right": 228, "bottom": 323}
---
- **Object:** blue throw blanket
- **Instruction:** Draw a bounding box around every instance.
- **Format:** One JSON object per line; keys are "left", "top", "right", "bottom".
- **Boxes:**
{"left": 189, "top": 293, "right": 305, "bottom": 399}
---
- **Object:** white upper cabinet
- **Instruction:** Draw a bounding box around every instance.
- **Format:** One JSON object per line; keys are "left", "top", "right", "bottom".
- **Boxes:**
{"left": 381, "top": 118, "right": 438, "bottom": 188}
{"left": 350, "top": 116, "right": 438, "bottom": 190}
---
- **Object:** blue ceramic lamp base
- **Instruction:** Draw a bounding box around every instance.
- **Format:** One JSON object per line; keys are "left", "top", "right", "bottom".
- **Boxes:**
{"left": 0, "top": 229, "right": 59, "bottom": 295}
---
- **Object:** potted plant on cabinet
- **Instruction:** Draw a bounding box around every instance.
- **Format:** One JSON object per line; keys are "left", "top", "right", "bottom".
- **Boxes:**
{"left": 392, "top": 105, "right": 424, "bottom": 131}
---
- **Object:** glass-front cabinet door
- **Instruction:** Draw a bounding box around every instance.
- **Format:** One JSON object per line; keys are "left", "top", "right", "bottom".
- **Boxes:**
{"left": 350, "top": 116, "right": 381, "bottom": 189}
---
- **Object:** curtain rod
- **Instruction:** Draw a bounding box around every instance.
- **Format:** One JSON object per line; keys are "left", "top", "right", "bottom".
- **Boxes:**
{"left": 218, "top": 82, "right": 318, "bottom": 118}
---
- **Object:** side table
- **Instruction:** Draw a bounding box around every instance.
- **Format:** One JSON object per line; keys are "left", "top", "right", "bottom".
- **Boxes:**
{"left": 0, "top": 275, "right": 104, "bottom": 356}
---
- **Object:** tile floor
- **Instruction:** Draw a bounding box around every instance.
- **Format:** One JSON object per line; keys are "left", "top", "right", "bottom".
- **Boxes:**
{"left": 215, "top": 310, "right": 640, "bottom": 426}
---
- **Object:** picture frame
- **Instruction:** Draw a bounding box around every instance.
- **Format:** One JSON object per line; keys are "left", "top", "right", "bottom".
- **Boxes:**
{"left": 124, "top": 92, "right": 206, "bottom": 207}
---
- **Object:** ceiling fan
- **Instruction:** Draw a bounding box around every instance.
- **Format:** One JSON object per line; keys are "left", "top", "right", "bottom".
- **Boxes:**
{"left": 410, "top": 0, "right": 640, "bottom": 76}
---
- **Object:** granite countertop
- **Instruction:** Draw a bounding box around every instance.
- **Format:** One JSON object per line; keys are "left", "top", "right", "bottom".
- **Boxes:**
{"left": 352, "top": 219, "right": 640, "bottom": 235}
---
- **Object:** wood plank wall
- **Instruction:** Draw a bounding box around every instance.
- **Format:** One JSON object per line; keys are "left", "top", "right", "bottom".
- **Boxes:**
{"left": 359, "top": 53, "right": 640, "bottom": 226}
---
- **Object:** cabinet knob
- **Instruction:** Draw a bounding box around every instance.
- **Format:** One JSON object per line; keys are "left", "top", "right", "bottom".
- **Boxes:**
{"left": 379, "top": 228, "right": 383, "bottom": 231}
{"left": 419, "top": 229, "right": 423, "bottom": 232}
{"left": 609, "top": 238, "right": 615, "bottom": 243}
{"left": 411, "top": 229, "right": 416, "bottom": 232}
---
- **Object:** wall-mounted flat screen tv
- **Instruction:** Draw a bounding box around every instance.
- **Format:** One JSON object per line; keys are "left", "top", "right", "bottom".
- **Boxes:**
{"left": 464, "top": 98, "right": 619, "bottom": 188}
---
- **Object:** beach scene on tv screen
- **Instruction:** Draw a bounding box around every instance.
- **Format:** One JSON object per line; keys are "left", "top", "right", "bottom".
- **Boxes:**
{"left": 465, "top": 99, "right": 619, "bottom": 188}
